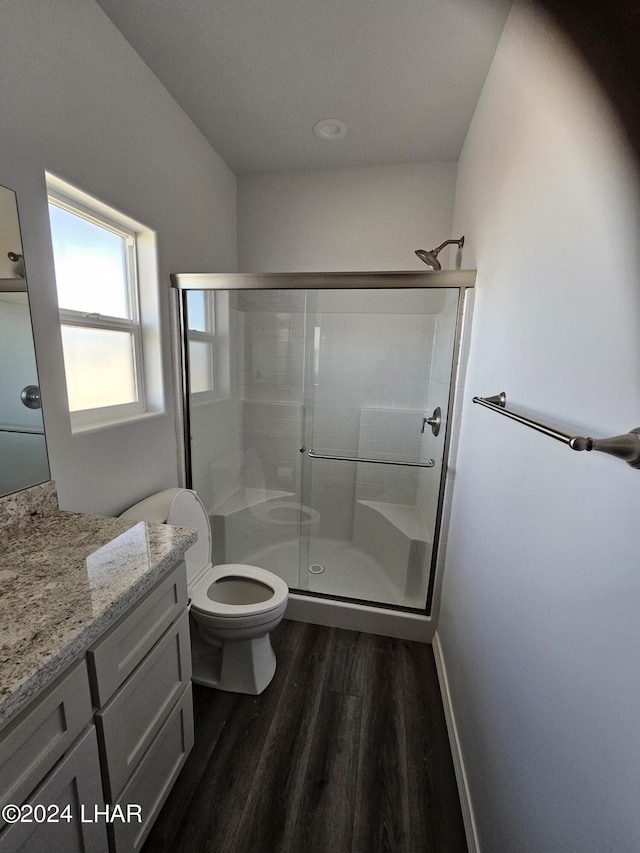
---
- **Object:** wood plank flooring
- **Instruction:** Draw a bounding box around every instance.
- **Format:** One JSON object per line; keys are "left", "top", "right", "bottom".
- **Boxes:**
{"left": 143, "top": 620, "right": 468, "bottom": 853}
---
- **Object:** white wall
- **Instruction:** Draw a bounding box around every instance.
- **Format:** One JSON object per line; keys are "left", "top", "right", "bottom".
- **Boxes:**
{"left": 237, "top": 161, "right": 457, "bottom": 271}
{"left": 440, "top": 4, "right": 640, "bottom": 852}
{"left": 0, "top": 0, "right": 236, "bottom": 514}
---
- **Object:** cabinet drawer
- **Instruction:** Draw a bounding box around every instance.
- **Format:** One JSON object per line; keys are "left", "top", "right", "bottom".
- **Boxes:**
{"left": 0, "top": 725, "right": 108, "bottom": 853}
{"left": 95, "top": 611, "right": 192, "bottom": 801}
{"left": 88, "top": 561, "right": 187, "bottom": 706}
{"left": 0, "top": 661, "right": 93, "bottom": 829}
{"left": 110, "top": 685, "right": 194, "bottom": 852}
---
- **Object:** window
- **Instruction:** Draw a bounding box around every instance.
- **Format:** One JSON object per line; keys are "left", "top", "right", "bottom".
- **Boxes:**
{"left": 46, "top": 175, "right": 161, "bottom": 429}
{"left": 186, "top": 290, "right": 230, "bottom": 399}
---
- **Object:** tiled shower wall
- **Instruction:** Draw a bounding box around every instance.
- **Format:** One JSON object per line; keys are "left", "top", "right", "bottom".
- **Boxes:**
{"left": 242, "top": 400, "right": 303, "bottom": 493}
{"left": 190, "top": 397, "right": 243, "bottom": 512}
{"left": 309, "top": 291, "right": 455, "bottom": 539}
{"left": 355, "top": 408, "right": 423, "bottom": 505}
{"left": 240, "top": 293, "right": 305, "bottom": 498}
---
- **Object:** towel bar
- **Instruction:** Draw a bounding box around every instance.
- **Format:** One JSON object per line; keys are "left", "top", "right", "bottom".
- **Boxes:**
{"left": 306, "top": 449, "right": 435, "bottom": 468}
{"left": 473, "top": 393, "right": 640, "bottom": 468}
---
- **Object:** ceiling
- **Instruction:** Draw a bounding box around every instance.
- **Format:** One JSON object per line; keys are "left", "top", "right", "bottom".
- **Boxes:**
{"left": 94, "top": 0, "right": 512, "bottom": 175}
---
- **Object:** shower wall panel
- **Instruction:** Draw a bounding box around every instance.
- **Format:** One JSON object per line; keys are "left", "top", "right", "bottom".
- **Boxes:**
{"left": 242, "top": 401, "right": 302, "bottom": 494}
{"left": 309, "top": 300, "right": 439, "bottom": 542}
{"left": 240, "top": 295, "right": 305, "bottom": 403}
{"left": 190, "top": 397, "right": 243, "bottom": 513}
{"left": 238, "top": 298, "right": 305, "bottom": 508}
{"left": 356, "top": 408, "right": 422, "bottom": 504}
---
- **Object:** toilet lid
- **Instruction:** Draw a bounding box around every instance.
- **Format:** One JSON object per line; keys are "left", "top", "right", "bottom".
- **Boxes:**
{"left": 190, "top": 563, "right": 288, "bottom": 618}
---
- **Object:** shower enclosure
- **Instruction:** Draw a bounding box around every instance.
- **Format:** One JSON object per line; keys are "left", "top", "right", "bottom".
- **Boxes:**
{"left": 173, "top": 272, "right": 474, "bottom": 613}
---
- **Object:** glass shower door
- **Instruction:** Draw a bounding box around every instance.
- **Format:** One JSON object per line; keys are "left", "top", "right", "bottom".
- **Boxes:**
{"left": 299, "top": 287, "right": 460, "bottom": 608}
{"left": 182, "top": 279, "right": 464, "bottom": 611}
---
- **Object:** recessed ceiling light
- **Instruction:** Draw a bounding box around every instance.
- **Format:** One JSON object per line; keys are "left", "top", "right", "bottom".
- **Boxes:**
{"left": 313, "top": 118, "right": 347, "bottom": 141}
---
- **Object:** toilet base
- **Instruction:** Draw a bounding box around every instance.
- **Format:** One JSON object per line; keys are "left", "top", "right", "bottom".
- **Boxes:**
{"left": 191, "top": 632, "right": 277, "bottom": 695}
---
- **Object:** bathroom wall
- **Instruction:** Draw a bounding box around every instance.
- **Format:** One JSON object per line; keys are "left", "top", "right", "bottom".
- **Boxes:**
{"left": 0, "top": 0, "right": 236, "bottom": 514}
{"left": 237, "top": 161, "right": 457, "bottom": 272}
{"left": 440, "top": 4, "right": 640, "bottom": 852}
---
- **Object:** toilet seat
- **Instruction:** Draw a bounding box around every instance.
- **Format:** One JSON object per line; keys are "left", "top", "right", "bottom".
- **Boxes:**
{"left": 190, "top": 563, "right": 288, "bottom": 619}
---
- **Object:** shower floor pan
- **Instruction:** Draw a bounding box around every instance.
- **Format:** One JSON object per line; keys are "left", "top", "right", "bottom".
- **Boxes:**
{"left": 211, "top": 490, "right": 431, "bottom": 609}
{"left": 239, "top": 537, "right": 424, "bottom": 608}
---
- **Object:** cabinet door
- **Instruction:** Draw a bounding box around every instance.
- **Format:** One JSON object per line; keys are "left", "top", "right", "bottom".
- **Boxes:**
{"left": 95, "top": 611, "right": 192, "bottom": 801}
{"left": 0, "top": 726, "right": 108, "bottom": 853}
{"left": 110, "top": 685, "right": 194, "bottom": 852}
{"left": 0, "top": 661, "right": 93, "bottom": 831}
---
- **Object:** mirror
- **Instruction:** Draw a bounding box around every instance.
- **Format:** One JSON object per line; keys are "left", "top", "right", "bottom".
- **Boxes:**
{"left": 0, "top": 184, "right": 50, "bottom": 496}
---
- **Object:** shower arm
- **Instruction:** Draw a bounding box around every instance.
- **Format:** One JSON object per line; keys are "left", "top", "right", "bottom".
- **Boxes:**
{"left": 432, "top": 239, "right": 464, "bottom": 254}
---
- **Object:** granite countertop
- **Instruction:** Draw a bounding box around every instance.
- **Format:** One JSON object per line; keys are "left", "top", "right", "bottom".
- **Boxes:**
{"left": 0, "top": 483, "right": 197, "bottom": 731}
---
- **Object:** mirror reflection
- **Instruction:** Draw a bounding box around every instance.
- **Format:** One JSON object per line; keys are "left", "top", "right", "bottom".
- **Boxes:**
{"left": 0, "top": 184, "right": 49, "bottom": 496}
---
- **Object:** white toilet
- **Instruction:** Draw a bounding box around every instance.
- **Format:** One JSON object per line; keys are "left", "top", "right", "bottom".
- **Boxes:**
{"left": 120, "top": 488, "right": 289, "bottom": 695}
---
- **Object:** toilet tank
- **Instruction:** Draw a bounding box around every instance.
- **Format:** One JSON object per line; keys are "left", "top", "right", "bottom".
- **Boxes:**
{"left": 120, "top": 488, "right": 212, "bottom": 585}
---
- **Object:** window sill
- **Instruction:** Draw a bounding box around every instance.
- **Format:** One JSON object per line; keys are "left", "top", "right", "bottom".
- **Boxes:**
{"left": 70, "top": 409, "right": 165, "bottom": 436}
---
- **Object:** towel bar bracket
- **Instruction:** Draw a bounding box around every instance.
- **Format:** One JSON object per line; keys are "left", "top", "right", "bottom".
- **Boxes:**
{"left": 570, "top": 427, "right": 640, "bottom": 468}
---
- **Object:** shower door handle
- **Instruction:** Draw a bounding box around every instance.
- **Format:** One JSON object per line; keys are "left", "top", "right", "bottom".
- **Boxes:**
{"left": 422, "top": 407, "right": 441, "bottom": 436}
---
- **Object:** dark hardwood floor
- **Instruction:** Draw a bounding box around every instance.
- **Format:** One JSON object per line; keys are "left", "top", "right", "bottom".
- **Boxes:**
{"left": 143, "top": 620, "right": 468, "bottom": 853}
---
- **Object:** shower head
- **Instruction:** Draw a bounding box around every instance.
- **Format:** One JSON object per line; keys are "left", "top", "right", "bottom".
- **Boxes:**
{"left": 415, "top": 236, "right": 465, "bottom": 270}
{"left": 415, "top": 249, "right": 441, "bottom": 269}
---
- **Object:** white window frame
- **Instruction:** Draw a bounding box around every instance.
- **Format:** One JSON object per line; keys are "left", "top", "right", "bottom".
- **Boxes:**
{"left": 188, "top": 292, "right": 216, "bottom": 397}
{"left": 187, "top": 290, "right": 230, "bottom": 402}
{"left": 46, "top": 173, "right": 163, "bottom": 432}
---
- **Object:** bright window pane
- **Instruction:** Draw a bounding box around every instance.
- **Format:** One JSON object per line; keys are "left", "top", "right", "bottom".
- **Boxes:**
{"left": 189, "top": 340, "right": 212, "bottom": 393}
{"left": 49, "top": 204, "right": 130, "bottom": 318}
{"left": 187, "top": 291, "right": 208, "bottom": 332}
{"left": 61, "top": 325, "right": 136, "bottom": 411}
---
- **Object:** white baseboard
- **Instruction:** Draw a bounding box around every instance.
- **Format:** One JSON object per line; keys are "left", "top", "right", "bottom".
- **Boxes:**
{"left": 432, "top": 631, "right": 480, "bottom": 853}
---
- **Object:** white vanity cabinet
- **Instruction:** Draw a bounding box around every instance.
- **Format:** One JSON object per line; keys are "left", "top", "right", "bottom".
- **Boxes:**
{"left": 88, "top": 560, "right": 194, "bottom": 851}
{"left": 0, "top": 559, "right": 194, "bottom": 853}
